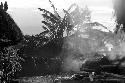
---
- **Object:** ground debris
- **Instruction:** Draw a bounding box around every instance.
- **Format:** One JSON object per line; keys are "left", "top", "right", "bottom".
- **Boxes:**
{"left": 15, "top": 72, "right": 125, "bottom": 83}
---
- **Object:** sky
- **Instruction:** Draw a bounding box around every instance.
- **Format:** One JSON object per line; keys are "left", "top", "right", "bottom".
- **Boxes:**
{"left": 0, "top": 0, "right": 114, "bottom": 35}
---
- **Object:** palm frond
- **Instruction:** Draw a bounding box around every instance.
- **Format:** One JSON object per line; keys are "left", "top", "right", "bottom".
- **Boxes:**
{"left": 38, "top": 8, "right": 50, "bottom": 14}
{"left": 42, "top": 13, "right": 57, "bottom": 23}
{"left": 63, "top": 9, "right": 74, "bottom": 31}
{"left": 42, "top": 21, "right": 56, "bottom": 31}
{"left": 42, "top": 26, "right": 49, "bottom": 31}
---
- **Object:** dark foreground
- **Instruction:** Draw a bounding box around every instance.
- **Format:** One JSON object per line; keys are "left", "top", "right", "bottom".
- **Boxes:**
{"left": 13, "top": 72, "right": 125, "bottom": 83}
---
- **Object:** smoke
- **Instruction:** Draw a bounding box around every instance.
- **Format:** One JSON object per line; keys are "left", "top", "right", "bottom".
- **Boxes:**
{"left": 61, "top": 55, "right": 83, "bottom": 72}
{"left": 106, "top": 42, "right": 123, "bottom": 60}
{"left": 60, "top": 3, "right": 125, "bottom": 73}
{"left": 61, "top": 28, "right": 104, "bottom": 72}
{"left": 61, "top": 27, "right": 125, "bottom": 72}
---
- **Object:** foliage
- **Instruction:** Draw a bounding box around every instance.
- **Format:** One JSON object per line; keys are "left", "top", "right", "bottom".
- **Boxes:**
{"left": 38, "top": 2, "right": 91, "bottom": 45}
{"left": 19, "top": 3, "right": 92, "bottom": 59}
{"left": 0, "top": 1, "right": 23, "bottom": 48}
{"left": 0, "top": 1, "right": 23, "bottom": 82}
{"left": 15, "top": 3, "right": 92, "bottom": 76}
{"left": 39, "top": 8, "right": 66, "bottom": 40}
{"left": 0, "top": 46, "right": 24, "bottom": 82}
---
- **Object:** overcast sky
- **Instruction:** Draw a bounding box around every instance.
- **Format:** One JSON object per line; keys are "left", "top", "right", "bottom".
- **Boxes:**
{"left": 1, "top": 0, "right": 113, "bottom": 9}
{"left": 0, "top": 0, "right": 114, "bottom": 35}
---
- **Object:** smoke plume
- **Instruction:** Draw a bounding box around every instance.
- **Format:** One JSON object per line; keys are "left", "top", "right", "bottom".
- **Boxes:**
{"left": 61, "top": 26, "right": 125, "bottom": 72}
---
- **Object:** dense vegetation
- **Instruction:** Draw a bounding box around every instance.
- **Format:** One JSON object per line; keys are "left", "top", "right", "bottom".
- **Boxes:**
{"left": 0, "top": 1, "right": 23, "bottom": 83}
{"left": 1, "top": 0, "right": 125, "bottom": 83}
{"left": 16, "top": 1, "right": 92, "bottom": 77}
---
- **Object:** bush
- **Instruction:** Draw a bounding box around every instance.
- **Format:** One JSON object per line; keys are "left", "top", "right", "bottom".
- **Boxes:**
{"left": 0, "top": 46, "right": 24, "bottom": 83}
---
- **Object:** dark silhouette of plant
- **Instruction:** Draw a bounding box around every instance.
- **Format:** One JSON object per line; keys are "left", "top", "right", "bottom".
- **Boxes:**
{"left": 38, "top": 1, "right": 92, "bottom": 41}
{"left": 0, "top": 1, "right": 23, "bottom": 83}
{"left": 0, "top": 2, "right": 3, "bottom": 10}
{"left": 38, "top": 1, "right": 92, "bottom": 47}
{"left": 0, "top": 2, "right": 23, "bottom": 48}
{"left": 16, "top": 1, "right": 94, "bottom": 77}
{"left": 4, "top": 1, "right": 8, "bottom": 11}
{"left": 38, "top": 0, "right": 78, "bottom": 41}
{"left": 38, "top": 8, "right": 65, "bottom": 40}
